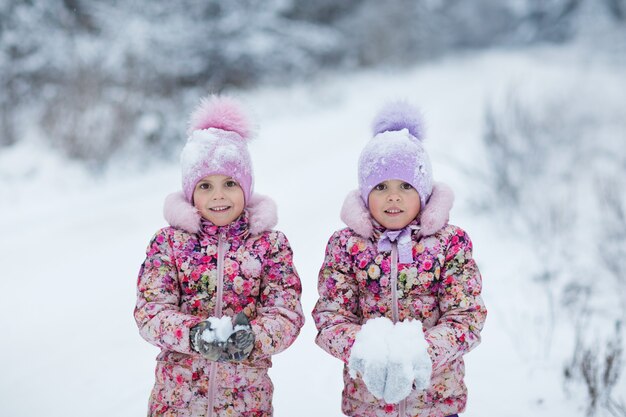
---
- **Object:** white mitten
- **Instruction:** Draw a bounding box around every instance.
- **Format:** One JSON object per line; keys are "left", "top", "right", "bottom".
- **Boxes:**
{"left": 348, "top": 317, "right": 394, "bottom": 399}
{"left": 383, "top": 320, "right": 432, "bottom": 403}
{"left": 412, "top": 334, "right": 432, "bottom": 391}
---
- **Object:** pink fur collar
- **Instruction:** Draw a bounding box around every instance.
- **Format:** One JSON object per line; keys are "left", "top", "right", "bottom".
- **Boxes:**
{"left": 163, "top": 192, "right": 277, "bottom": 235}
{"left": 340, "top": 182, "right": 454, "bottom": 239}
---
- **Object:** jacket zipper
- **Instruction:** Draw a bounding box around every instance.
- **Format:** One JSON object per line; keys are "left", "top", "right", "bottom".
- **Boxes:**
{"left": 390, "top": 243, "right": 407, "bottom": 417}
{"left": 390, "top": 244, "right": 399, "bottom": 323}
{"left": 206, "top": 233, "right": 226, "bottom": 417}
{"left": 215, "top": 233, "right": 226, "bottom": 317}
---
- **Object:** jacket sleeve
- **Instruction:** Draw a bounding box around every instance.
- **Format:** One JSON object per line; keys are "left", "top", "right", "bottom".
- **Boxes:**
{"left": 425, "top": 227, "right": 487, "bottom": 370}
{"left": 134, "top": 229, "right": 203, "bottom": 355}
{"left": 248, "top": 231, "right": 304, "bottom": 361}
{"left": 312, "top": 231, "right": 362, "bottom": 364}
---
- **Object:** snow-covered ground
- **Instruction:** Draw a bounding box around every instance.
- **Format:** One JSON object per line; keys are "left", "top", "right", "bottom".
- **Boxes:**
{"left": 1, "top": 45, "right": 624, "bottom": 416}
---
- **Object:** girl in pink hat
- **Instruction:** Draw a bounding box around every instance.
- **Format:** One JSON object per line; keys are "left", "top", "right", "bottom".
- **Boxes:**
{"left": 312, "top": 101, "right": 487, "bottom": 417}
{"left": 135, "top": 95, "right": 304, "bottom": 417}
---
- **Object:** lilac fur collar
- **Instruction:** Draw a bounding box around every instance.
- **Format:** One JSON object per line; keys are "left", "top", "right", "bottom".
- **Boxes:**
{"left": 163, "top": 191, "right": 277, "bottom": 235}
{"left": 340, "top": 182, "right": 454, "bottom": 239}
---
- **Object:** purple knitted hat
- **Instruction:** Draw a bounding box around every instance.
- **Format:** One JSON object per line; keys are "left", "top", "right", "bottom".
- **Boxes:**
{"left": 180, "top": 95, "right": 255, "bottom": 204}
{"left": 358, "top": 101, "right": 433, "bottom": 208}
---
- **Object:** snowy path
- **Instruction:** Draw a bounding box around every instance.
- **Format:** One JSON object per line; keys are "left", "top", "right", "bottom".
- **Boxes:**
{"left": 1, "top": 46, "right": 618, "bottom": 416}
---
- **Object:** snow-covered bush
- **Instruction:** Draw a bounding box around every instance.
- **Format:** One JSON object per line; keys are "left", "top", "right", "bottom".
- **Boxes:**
{"left": 1, "top": 0, "right": 345, "bottom": 165}
{"left": 598, "top": 182, "right": 626, "bottom": 289}
{"left": 336, "top": 0, "right": 519, "bottom": 66}
{"left": 1, "top": 0, "right": 624, "bottom": 165}
{"left": 480, "top": 82, "right": 626, "bottom": 415}
{"left": 514, "top": 0, "right": 584, "bottom": 41}
{"left": 39, "top": 64, "right": 136, "bottom": 164}
{"left": 604, "top": 0, "right": 626, "bottom": 20}
{"left": 564, "top": 321, "right": 624, "bottom": 416}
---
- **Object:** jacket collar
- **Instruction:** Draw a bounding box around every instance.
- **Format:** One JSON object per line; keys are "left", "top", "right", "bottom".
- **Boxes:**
{"left": 198, "top": 212, "right": 250, "bottom": 240}
{"left": 340, "top": 181, "right": 454, "bottom": 239}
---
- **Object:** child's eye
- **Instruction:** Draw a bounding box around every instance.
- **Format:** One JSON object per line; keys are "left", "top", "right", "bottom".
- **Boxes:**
{"left": 198, "top": 183, "right": 212, "bottom": 190}
{"left": 400, "top": 183, "right": 413, "bottom": 190}
{"left": 225, "top": 180, "right": 239, "bottom": 188}
{"left": 374, "top": 183, "right": 387, "bottom": 191}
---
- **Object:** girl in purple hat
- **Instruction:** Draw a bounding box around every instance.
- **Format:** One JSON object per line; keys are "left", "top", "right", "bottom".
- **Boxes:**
{"left": 312, "top": 101, "right": 487, "bottom": 417}
{"left": 135, "top": 95, "right": 304, "bottom": 417}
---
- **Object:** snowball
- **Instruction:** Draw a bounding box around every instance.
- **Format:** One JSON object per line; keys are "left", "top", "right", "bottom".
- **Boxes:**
{"left": 201, "top": 316, "right": 234, "bottom": 343}
{"left": 233, "top": 324, "right": 248, "bottom": 332}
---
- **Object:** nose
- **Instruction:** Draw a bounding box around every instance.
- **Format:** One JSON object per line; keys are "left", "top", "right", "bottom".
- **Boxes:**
{"left": 387, "top": 193, "right": 400, "bottom": 202}
{"left": 211, "top": 187, "right": 225, "bottom": 199}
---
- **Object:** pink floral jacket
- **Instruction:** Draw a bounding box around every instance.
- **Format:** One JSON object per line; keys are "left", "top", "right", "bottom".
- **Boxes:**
{"left": 312, "top": 184, "right": 487, "bottom": 417}
{"left": 135, "top": 193, "right": 304, "bottom": 417}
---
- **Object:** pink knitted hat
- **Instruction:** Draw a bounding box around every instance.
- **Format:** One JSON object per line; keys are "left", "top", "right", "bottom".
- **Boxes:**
{"left": 181, "top": 95, "right": 255, "bottom": 204}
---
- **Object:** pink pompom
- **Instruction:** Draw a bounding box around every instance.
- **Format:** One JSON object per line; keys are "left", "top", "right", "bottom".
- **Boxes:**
{"left": 186, "top": 95, "right": 254, "bottom": 140}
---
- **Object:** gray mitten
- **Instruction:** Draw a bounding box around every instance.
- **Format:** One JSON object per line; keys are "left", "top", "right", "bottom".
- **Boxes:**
{"left": 190, "top": 316, "right": 233, "bottom": 361}
{"left": 223, "top": 312, "right": 255, "bottom": 362}
{"left": 348, "top": 317, "right": 395, "bottom": 399}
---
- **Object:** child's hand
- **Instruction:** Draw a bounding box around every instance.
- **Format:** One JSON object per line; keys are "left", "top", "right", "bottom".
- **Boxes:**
{"left": 190, "top": 313, "right": 255, "bottom": 362}
{"left": 383, "top": 361, "right": 413, "bottom": 404}
{"left": 411, "top": 343, "right": 432, "bottom": 391}
{"left": 350, "top": 352, "right": 388, "bottom": 400}
{"left": 223, "top": 312, "right": 255, "bottom": 362}
{"left": 348, "top": 317, "right": 395, "bottom": 399}
{"left": 348, "top": 318, "right": 432, "bottom": 404}
{"left": 190, "top": 320, "right": 229, "bottom": 361}
{"left": 383, "top": 320, "right": 432, "bottom": 403}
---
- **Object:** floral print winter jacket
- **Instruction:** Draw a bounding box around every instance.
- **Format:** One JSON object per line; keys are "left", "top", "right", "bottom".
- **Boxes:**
{"left": 135, "top": 193, "right": 304, "bottom": 417}
{"left": 312, "top": 185, "right": 487, "bottom": 417}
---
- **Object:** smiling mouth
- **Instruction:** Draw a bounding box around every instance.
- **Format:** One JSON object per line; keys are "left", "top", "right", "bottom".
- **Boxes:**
{"left": 209, "top": 206, "right": 231, "bottom": 212}
{"left": 384, "top": 209, "right": 403, "bottom": 214}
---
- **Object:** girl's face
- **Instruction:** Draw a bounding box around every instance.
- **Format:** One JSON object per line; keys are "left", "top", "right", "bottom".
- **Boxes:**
{"left": 368, "top": 179, "right": 421, "bottom": 230}
{"left": 193, "top": 174, "right": 245, "bottom": 226}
